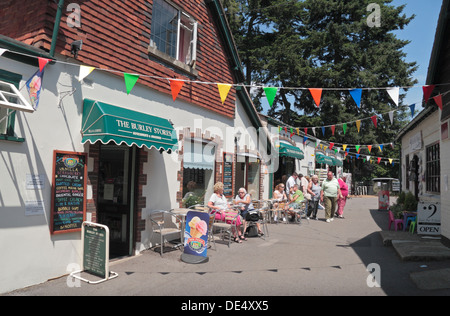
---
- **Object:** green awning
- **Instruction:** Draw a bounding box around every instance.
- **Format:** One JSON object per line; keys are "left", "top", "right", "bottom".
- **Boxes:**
{"left": 278, "top": 142, "right": 304, "bottom": 160}
{"left": 316, "top": 152, "right": 334, "bottom": 165}
{"left": 81, "top": 99, "right": 178, "bottom": 152}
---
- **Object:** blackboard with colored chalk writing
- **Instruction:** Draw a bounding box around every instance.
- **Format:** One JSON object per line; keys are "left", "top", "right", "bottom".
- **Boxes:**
{"left": 50, "top": 150, "right": 87, "bottom": 234}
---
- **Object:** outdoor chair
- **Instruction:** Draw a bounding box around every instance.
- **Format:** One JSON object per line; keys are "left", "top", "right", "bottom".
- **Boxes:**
{"left": 388, "top": 210, "right": 403, "bottom": 231}
{"left": 209, "top": 209, "right": 240, "bottom": 247}
{"left": 270, "top": 201, "right": 287, "bottom": 224}
{"left": 148, "top": 210, "right": 183, "bottom": 256}
{"left": 251, "top": 200, "right": 269, "bottom": 238}
{"left": 409, "top": 216, "right": 417, "bottom": 234}
{"left": 289, "top": 200, "right": 308, "bottom": 226}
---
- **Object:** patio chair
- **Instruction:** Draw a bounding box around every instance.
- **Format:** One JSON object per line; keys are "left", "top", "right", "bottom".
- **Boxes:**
{"left": 289, "top": 200, "right": 308, "bottom": 226}
{"left": 251, "top": 200, "right": 269, "bottom": 238}
{"left": 388, "top": 210, "right": 403, "bottom": 231}
{"left": 209, "top": 209, "right": 240, "bottom": 247}
{"left": 148, "top": 210, "right": 183, "bottom": 256}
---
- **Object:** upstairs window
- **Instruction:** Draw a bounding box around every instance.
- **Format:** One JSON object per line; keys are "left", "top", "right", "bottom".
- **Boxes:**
{"left": 0, "top": 70, "right": 31, "bottom": 142}
{"left": 150, "top": 0, "right": 198, "bottom": 66}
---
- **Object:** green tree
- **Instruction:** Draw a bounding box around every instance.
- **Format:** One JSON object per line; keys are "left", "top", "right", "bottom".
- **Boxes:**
{"left": 222, "top": 0, "right": 416, "bottom": 180}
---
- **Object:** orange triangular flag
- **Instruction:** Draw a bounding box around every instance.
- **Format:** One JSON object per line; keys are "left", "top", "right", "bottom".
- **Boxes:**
{"left": 169, "top": 79, "right": 184, "bottom": 101}
{"left": 217, "top": 83, "right": 232, "bottom": 104}
{"left": 38, "top": 57, "right": 51, "bottom": 72}
{"left": 433, "top": 94, "right": 443, "bottom": 110}
{"left": 367, "top": 145, "right": 372, "bottom": 153}
{"left": 309, "top": 88, "right": 322, "bottom": 107}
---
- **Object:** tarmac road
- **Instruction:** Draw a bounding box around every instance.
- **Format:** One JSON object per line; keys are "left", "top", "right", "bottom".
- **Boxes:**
{"left": 4, "top": 196, "right": 450, "bottom": 298}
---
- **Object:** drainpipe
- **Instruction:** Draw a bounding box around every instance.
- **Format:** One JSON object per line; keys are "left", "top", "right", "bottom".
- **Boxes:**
{"left": 49, "top": 0, "right": 65, "bottom": 57}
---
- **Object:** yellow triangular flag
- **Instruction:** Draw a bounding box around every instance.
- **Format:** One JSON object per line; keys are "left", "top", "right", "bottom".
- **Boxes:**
{"left": 389, "top": 158, "right": 393, "bottom": 164}
{"left": 217, "top": 84, "right": 232, "bottom": 104}
{"left": 342, "top": 144, "right": 347, "bottom": 151}
{"left": 79, "top": 65, "right": 95, "bottom": 82}
{"left": 356, "top": 120, "right": 361, "bottom": 133}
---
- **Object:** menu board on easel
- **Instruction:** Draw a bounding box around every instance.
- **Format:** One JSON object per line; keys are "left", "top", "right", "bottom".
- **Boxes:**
{"left": 50, "top": 150, "right": 87, "bottom": 234}
{"left": 222, "top": 152, "right": 233, "bottom": 198}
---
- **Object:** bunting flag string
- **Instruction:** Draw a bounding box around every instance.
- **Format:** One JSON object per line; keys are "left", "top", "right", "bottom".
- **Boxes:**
{"left": 1, "top": 48, "right": 448, "bottom": 124}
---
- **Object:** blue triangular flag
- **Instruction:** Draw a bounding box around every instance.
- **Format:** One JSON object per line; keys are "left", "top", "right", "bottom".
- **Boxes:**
{"left": 321, "top": 127, "right": 325, "bottom": 136}
{"left": 409, "top": 104, "right": 415, "bottom": 118}
{"left": 26, "top": 68, "right": 45, "bottom": 110}
{"left": 350, "top": 89, "right": 362, "bottom": 108}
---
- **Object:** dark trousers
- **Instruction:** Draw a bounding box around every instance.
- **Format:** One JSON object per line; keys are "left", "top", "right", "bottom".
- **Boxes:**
{"left": 307, "top": 200, "right": 319, "bottom": 218}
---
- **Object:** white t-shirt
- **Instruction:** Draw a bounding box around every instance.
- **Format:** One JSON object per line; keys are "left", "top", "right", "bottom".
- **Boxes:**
{"left": 209, "top": 193, "right": 228, "bottom": 210}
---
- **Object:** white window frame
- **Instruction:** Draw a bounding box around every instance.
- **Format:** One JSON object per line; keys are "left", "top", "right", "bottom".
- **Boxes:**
{"left": 0, "top": 80, "right": 34, "bottom": 113}
{"left": 150, "top": 0, "right": 198, "bottom": 66}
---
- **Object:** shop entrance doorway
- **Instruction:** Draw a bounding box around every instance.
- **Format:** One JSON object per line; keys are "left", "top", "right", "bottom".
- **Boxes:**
{"left": 97, "top": 144, "right": 137, "bottom": 258}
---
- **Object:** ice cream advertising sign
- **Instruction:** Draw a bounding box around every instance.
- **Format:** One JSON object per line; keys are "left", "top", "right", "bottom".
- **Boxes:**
{"left": 184, "top": 211, "right": 209, "bottom": 258}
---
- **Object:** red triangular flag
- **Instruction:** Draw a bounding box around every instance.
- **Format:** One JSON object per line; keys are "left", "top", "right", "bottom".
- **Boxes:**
{"left": 377, "top": 157, "right": 381, "bottom": 164}
{"left": 304, "top": 128, "right": 308, "bottom": 135}
{"left": 309, "top": 88, "right": 322, "bottom": 107}
{"left": 433, "top": 94, "right": 443, "bottom": 110}
{"left": 38, "top": 57, "right": 51, "bottom": 72}
{"left": 331, "top": 125, "right": 335, "bottom": 135}
{"left": 169, "top": 79, "right": 184, "bottom": 101}
{"left": 371, "top": 115, "right": 377, "bottom": 128}
{"left": 423, "top": 85, "right": 436, "bottom": 103}
{"left": 329, "top": 142, "right": 334, "bottom": 150}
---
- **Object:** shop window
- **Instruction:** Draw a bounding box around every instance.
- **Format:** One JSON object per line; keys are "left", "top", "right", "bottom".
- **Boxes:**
{"left": 182, "top": 141, "right": 216, "bottom": 206}
{"left": 426, "top": 142, "right": 440, "bottom": 193}
{"left": 150, "top": 0, "right": 198, "bottom": 66}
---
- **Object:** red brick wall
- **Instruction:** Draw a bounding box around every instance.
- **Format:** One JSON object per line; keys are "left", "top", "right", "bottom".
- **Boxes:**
{"left": 1, "top": 0, "right": 236, "bottom": 118}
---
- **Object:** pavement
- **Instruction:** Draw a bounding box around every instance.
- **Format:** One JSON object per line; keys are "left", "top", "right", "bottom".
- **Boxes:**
{"left": 3, "top": 196, "right": 450, "bottom": 297}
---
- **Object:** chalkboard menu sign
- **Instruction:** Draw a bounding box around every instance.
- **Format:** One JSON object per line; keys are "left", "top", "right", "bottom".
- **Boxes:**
{"left": 84, "top": 224, "right": 107, "bottom": 278}
{"left": 222, "top": 153, "right": 233, "bottom": 197}
{"left": 50, "top": 150, "right": 87, "bottom": 234}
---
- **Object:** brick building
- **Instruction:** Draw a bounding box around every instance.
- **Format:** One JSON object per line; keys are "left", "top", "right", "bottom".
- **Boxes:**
{"left": 0, "top": 0, "right": 271, "bottom": 293}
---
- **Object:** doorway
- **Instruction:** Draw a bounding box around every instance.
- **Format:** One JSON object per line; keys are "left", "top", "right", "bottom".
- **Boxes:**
{"left": 97, "top": 144, "right": 137, "bottom": 258}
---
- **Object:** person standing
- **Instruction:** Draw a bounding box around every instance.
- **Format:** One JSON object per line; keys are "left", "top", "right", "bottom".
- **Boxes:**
{"left": 286, "top": 172, "right": 298, "bottom": 196}
{"left": 307, "top": 175, "right": 321, "bottom": 220}
{"left": 336, "top": 175, "right": 349, "bottom": 218}
{"left": 320, "top": 171, "right": 343, "bottom": 223}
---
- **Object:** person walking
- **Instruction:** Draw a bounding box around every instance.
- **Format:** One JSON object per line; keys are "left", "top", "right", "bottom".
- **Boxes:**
{"left": 336, "top": 175, "right": 349, "bottom": 218}
{"left": 320, "top": 171, "right": 343, "bottom": 223}
{"left": 307, "top": 175, "right": 321, "bottom": 220}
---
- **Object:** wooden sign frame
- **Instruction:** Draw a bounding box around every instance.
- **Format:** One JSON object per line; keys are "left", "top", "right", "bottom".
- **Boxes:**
{"left": 50, "top": 150, "right": 87, "bottom": 234}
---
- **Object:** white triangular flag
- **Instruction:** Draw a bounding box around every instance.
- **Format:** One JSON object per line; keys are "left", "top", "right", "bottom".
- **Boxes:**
{"left": 388, "top": 110, "right": 394, "bottom": 125}
{"left": 0, "top": 48, "right": 7, "bottom": 56}
{"left": 79, "top": 65, "right": 95, "bottom": 82}
{"left": 387, "top": 87, "right": 399, "bottom": 106}
{"left": 312, "top": 127, "right": 316, "bottom": 136}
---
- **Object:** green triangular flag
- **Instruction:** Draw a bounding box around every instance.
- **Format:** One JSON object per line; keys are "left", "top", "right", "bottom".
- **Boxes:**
{"left": 343, "top": 123, "right": 347, "bottom": 135}
{"left": 124, "top": 73, "right": 140, "bottom": 95}
{"left": 264, "top": 87, "right": 278, "bottom": 107}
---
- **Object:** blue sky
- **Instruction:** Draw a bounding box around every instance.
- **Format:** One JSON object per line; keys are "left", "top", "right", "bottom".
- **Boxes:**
{"left": 392, "top": 0, "right": 442, "bottom": 109}
{"left": 259, "top": 0, "right": 443, "bottom": 115}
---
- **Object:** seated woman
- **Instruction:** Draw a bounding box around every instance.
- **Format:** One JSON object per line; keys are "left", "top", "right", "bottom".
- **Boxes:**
{"left": 234, "top": 187, "right": 263, "bottom": 236}
{"left": 272, "top": 183, "right": 288, "bottom": 221}
{"left": 208, "top": 182, "right": 245, "bottom": 243}
{"left": 288, "top": 184, "right": 304, "bottom": 221}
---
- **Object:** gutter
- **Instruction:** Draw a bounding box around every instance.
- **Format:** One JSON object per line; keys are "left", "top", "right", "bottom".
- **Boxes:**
{"left": 49, "top": 0, "right": 65, "bottom": 57}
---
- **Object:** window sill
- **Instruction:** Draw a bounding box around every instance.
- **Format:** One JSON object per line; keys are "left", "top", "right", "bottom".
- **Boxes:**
{"left": 0, "top": 135, "right": 25, "bottom": 142}
{"left": 147, "top": 46, "right": 198, "bottom": 77}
